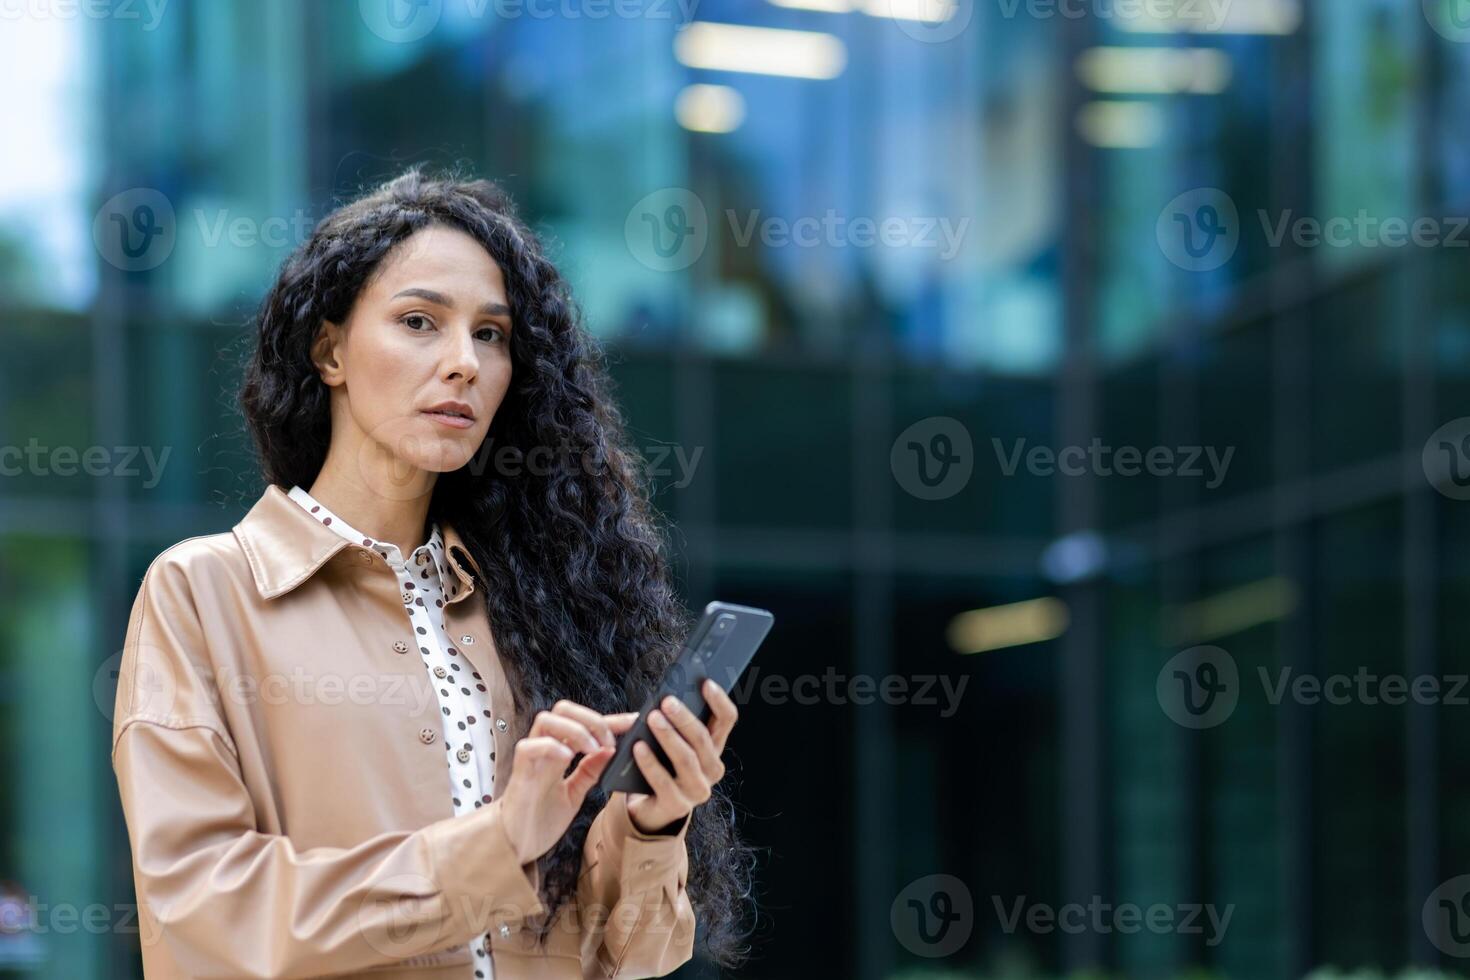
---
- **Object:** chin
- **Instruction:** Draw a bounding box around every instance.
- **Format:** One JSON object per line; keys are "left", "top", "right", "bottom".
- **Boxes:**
{"left": 403, "top": 440, "right": 479, "bottom": 474}
{"left": 357, "top": 417, "right": 484, "bottom": 496}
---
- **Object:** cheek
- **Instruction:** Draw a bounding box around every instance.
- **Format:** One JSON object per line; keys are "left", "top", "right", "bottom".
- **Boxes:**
{"left": 352, "top": 334, "right": 423, "bottom": 405}
{"left": 344, "top": 332, "right": 431, "bottom": 432}
{"left": 352, "top": 356, "right": 421, "bottom": 426}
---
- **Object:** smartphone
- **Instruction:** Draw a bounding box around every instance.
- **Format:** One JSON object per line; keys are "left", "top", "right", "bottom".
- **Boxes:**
{"left": 599, "top": 601, "right": 774, "bottom": 796}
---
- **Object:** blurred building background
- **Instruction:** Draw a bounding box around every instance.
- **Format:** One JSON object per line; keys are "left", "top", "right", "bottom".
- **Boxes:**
{"left": 2, "top": 0, "right": 1469, "bottom": 977}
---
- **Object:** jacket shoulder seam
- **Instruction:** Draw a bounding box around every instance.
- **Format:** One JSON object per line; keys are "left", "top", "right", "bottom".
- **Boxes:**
{"left": 111, "top": 716, "right": 241, "bottom": 766}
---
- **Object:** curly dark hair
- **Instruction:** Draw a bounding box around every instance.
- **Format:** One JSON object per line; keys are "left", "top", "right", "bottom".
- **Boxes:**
{"left": 238, "top": 165, "right": 758, "bottom": 967}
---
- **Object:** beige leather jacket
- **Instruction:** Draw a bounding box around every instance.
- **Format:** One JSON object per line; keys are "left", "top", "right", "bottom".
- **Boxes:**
{"left": 110, "top": 483, "right": 696, "bottom": 979}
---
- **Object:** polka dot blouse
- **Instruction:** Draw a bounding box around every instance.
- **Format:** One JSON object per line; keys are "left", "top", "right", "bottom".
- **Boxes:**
{"left": 287, "top": 485, "right": 500, "bottom": 979}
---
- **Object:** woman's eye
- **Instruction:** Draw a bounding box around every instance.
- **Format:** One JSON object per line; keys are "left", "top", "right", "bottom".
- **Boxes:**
{"left": 478, "top": 327, "right": 506, "bottom": 343}
{"left": 401, "top": 314, "right": 430, "bottom": 331}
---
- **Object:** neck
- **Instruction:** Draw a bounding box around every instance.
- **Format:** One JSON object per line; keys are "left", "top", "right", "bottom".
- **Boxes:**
{"left": 308, "top": 435, "right": 437, "bottom": 558}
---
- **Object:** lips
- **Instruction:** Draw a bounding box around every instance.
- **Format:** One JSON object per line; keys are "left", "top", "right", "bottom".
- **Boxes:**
{"left": 422, "top": 401, "right": 475, "bottom": 421}
{"left": 423, "top": 410, "right": 475, "bottom": 430}
{"left": 422, "top": 401, "right": 476, "bottom": 429}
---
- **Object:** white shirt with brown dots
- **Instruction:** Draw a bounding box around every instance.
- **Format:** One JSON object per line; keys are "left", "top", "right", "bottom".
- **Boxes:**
{"left": 287, "top": 485, "right": 500, "bottom": 979}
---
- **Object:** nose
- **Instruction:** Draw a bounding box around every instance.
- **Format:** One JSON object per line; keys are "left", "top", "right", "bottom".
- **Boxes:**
{"left": 440, "top": 323, "right": 478, "bottom": 384}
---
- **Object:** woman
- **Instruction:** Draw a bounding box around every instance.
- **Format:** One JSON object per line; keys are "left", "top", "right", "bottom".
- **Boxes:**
{"left": 110, "top": 169, "right": 757, "bottom": 978}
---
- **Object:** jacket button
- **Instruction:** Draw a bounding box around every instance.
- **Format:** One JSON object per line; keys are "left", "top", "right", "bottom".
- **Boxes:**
{"left": 433, "top": 666, "right": 447, "bottom": 678}
{"left": 393, "top": 640, "right": 409, "bottom": 654}
{"left": 456, "top": 747, "right": 471, "bottom": 763}
{"left": 418, "top": 728, "right": 436, "bottom": 744}
{"left": 459, "top": 633, "right": 475, "bottom": 645}
{"left": 402, "top": 591, "right": 414, "bottom": 604}
{"left": 639, "top": 860, "right": 655, "bottom": 872}
{"left": 498, "top": 923, "right": 510, "bottom": 939}
{"left": 495, "top": 718, "right": 508, "bottom": 732}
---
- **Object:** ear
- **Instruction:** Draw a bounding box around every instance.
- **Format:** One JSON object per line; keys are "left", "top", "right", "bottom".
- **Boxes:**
{"left": 311, "top": 319, "right": 346, "bottom": 387}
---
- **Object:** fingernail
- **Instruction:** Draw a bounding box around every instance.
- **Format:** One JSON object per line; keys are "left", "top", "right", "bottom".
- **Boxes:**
{"left": 649, "top": 711, "right": 667, "bottom": 729}
{"left": 662, "top": 696, "right": 680, "bottom": 714}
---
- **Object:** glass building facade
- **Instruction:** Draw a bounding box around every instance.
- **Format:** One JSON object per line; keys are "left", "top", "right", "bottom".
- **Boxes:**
{"left": 2, "top": 0, "right": 1469, "bottom": 977}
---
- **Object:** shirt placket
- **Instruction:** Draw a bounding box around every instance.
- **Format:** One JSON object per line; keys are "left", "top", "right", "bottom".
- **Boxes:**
{"left": 396, "top": 538, "right": 498, "bottom": 980}
{"left": 282, "top": 488, "right": 499, "bottom": 979}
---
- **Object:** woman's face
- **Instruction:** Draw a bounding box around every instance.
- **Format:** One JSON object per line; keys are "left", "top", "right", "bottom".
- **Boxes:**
{"left": 312, "top": 224, "right": 513, "bottom": 497}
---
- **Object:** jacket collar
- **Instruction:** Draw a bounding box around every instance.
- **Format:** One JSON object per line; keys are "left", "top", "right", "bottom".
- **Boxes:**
{"left": 233, "top": 484, "right": 485, "bottom": 602}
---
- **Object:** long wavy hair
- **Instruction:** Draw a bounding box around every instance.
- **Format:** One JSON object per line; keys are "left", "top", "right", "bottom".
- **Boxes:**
{"left": 238, "top": 166, "right": 757, "bottom": 966}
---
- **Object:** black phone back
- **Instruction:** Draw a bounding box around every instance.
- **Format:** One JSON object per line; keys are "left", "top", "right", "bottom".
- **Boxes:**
{"left": 599, "top": 601, "right": 773, "bottom": 796}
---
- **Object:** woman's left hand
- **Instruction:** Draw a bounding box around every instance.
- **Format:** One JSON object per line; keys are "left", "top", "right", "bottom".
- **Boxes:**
{"left": 621, "top": 678, "right": 738, "bottom": 835}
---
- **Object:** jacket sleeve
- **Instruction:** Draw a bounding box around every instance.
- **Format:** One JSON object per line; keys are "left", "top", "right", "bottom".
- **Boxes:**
{"left": 576, "top": 793, "right": 697, "bottom": 978}
{"left": 110, "top": 552, "right": 547, "bottom": 979}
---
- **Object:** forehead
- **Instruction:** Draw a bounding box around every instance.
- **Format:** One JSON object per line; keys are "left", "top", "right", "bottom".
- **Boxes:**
{"left": 368, "top": 224, "right": 507, "bottom": 299}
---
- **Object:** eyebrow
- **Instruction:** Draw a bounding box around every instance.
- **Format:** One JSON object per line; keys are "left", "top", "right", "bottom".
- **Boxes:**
{"left": 392, "top": 287, "right": 511, "bottom": 319}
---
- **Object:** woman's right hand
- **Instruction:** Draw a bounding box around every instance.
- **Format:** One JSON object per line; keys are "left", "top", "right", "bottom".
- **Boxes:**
{"left": 496, "top": 702, "right": 640, "bottom": 865}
